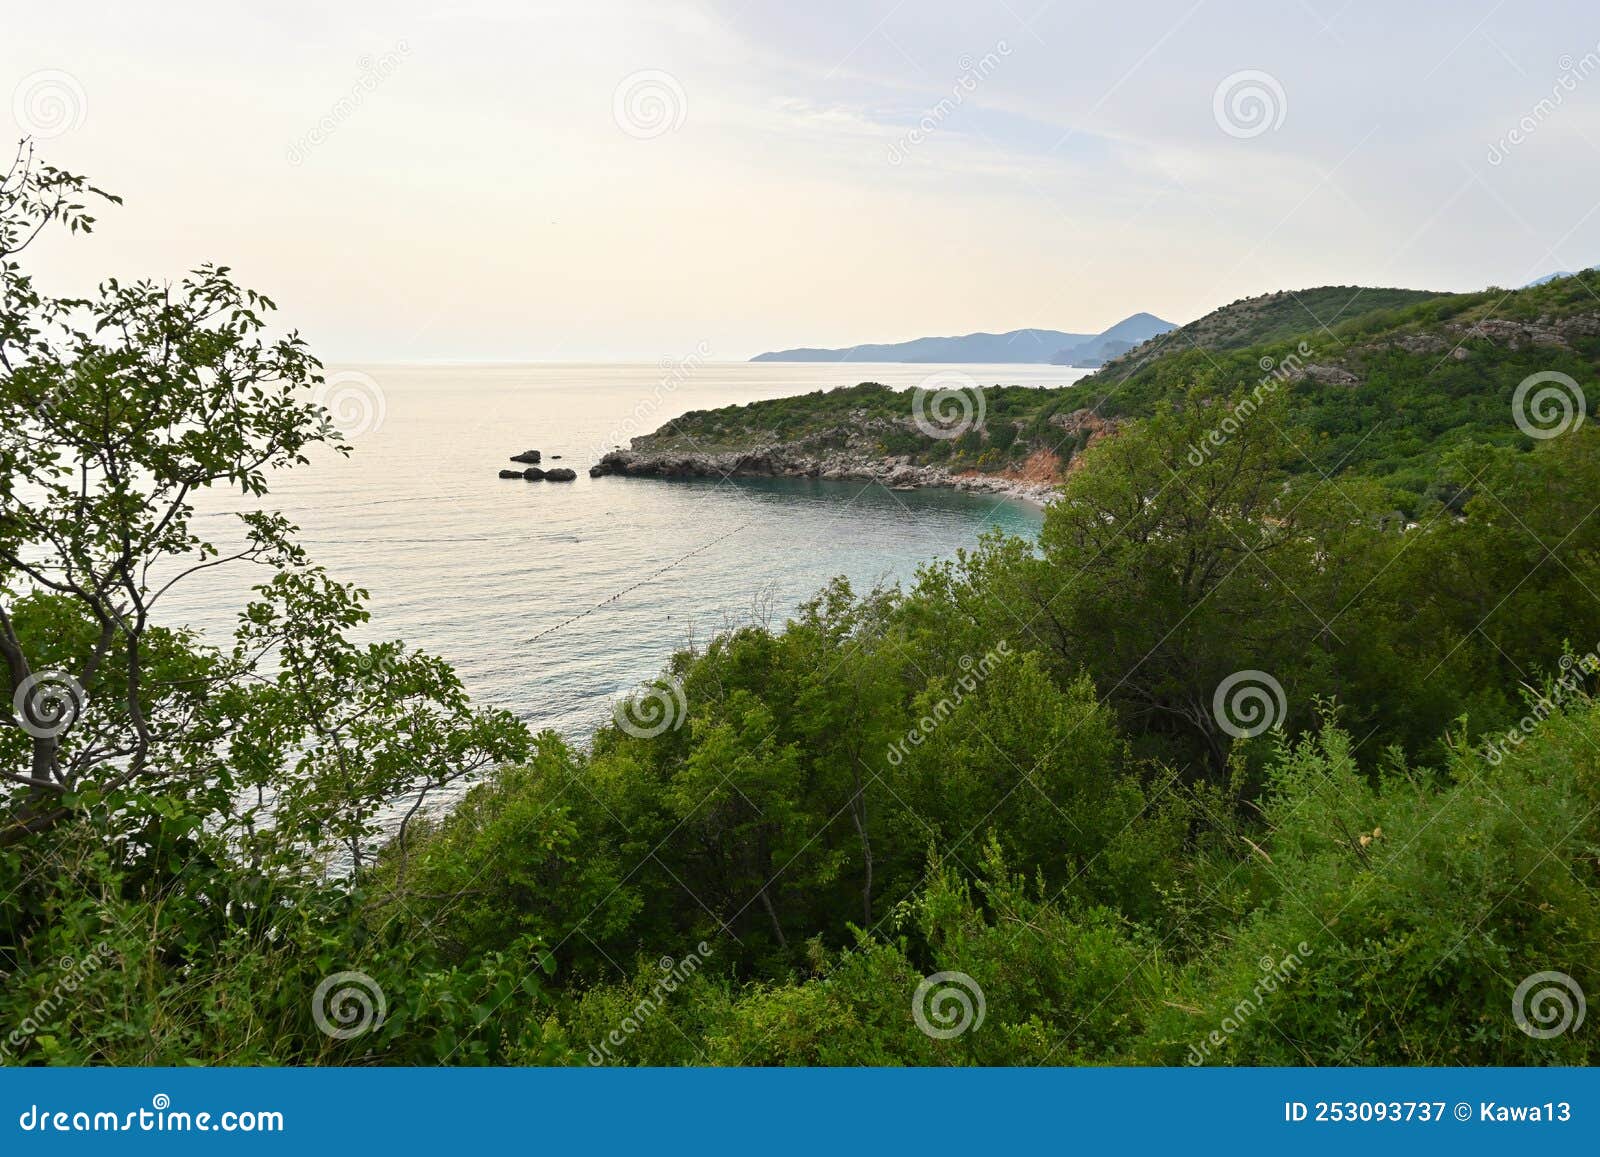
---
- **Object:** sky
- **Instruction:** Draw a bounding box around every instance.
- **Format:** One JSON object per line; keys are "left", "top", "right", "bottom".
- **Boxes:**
{"left": 6, "top": 0, "right": 1600, "bottom": 361}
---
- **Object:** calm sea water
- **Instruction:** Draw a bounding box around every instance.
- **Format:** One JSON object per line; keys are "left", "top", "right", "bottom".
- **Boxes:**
{"left": 166, "top": 362, "right": 1090, "bottom": 745}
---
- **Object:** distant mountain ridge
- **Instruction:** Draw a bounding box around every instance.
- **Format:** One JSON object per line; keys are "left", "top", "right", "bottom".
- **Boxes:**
{"left": 1049, "top": 312, "right": 1175, "bottom": 367}
{"left": 1524, "top": 266, "right": 1598, "bottom": 288}
{"left": 750, "top": 312, "right": 1176, "bottom": 365}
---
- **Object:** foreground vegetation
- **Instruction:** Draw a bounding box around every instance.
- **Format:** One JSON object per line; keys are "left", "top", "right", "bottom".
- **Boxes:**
{"left": 4, "top": 149, "right": 1598, "bottom": 1065}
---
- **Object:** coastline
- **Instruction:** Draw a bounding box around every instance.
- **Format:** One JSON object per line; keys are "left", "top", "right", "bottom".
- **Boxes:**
{"left": 589, "top": 447, "right": 1060, "bottom": 508}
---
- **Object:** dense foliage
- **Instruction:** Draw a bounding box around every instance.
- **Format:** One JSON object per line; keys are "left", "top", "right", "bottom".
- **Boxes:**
{"left": 633, "top": 379, "right": 1101, "bottom": 476}
{"left": 1089, "top": 285, "right": 1449, "bottom": 384}
{"left": 4, "top": 150, "right": 1598, "bottom": 1066}
{"left": 631, "top": 276, "right": 1600, "bottom": 504}
{"left": 1089, "top": 275, "right": 1600, "bottom": 502}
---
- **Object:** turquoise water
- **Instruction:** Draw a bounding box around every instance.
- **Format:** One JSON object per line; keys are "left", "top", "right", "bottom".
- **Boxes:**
{"left": 166, "top": 362, "right": 1085, "bottom": 749}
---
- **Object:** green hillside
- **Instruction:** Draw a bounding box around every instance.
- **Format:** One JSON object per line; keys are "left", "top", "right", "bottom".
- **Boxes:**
{"left": 631, "top": 381, "right": 1101, "bottom": 475}
{"left": 1091, "top": 285, "right": 1449, "bottom": 384}
{"left": 631, "top": 275, "right": 1600, "bottom": 508}
{"left": 1084, "top": 272, "right": 1600, "bottom": 504}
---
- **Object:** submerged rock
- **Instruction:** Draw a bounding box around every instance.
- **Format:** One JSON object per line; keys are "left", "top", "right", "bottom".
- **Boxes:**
{"left": 510, "top": 449, "right": 542, "bottom": 464}
{"left": 523, "top": 467, "right": 546, "bottom": 480}
{"left": 544, "top": 467, "right": 577, "bottom": 482}
{"left": 497, "top": 469, "right": 523, "bottom": 479}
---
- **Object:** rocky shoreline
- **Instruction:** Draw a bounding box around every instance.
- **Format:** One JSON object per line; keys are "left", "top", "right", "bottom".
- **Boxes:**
{"left": 588, "top": 446, "right": 1061, "bottom": 506}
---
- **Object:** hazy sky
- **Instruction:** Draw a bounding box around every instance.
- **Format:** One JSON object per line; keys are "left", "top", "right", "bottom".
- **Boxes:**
{"left": 7, "top": 0, "right": 1600, "bottom": 360}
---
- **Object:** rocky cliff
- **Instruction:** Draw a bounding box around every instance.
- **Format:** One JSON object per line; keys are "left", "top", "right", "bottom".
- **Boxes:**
{"left": 589, "top": 391, "right": 1115, "bottom": 506}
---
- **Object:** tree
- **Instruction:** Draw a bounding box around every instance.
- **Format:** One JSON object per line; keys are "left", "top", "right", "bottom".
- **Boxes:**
{"left": 0, "top": 142, "right": 526, "bottom": 870}
{"left": 784, "top": 579, "right": 903, "bottom": 927}
{"left": 1027, "top": 388, "right": 1383, "bottom": 772}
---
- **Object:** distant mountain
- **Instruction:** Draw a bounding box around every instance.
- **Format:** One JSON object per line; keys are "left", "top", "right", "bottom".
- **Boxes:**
{"left": 1523, "top": 266, "right": 1597, "bottom": 288}
{"left": 751, "top": 328, "right": 1093, "bottom": 364}
{"left": 1050, "top": 312, "right": 1176, "bottom": 367}
{"left": 749, "top": 313, "right": 1177, "bottom": 365}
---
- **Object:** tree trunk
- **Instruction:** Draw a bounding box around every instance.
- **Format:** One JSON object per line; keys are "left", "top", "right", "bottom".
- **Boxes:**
{"left": 757, "top": 887, "right": 787, "bottom": 950}
{"left": 850, "top": 774, "right": 873, "bottom": 926}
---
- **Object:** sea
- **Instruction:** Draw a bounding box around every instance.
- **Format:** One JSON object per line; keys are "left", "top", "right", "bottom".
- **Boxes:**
{"left": 164, "top": 361, "right": 1090, "bottom": 753}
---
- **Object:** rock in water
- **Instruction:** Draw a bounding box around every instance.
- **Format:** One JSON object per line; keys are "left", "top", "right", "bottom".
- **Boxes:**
{"left": 510, "top": 449, "right": 542, "bottom": 463}
{"left": 523, "top": 467, "right": 546, "bottom": 480}
{"left": 497, "top": 469, "right": 523, "bottom": 479}
{"left": 544, "top": 467, "right": 577, "bottom": 482}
